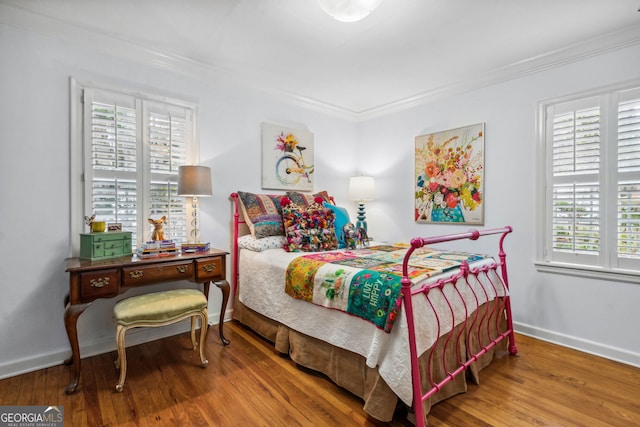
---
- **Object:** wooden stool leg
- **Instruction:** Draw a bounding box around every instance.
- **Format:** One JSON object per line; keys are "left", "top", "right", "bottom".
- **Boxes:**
{"left": 190, "top": 317, "right": 197, "bottom": 349}
{"left": 199, "top": 309, "right": 208, "bottom": 367}
{"left": 115, "top": 325, "right": 128, "bottom": 392}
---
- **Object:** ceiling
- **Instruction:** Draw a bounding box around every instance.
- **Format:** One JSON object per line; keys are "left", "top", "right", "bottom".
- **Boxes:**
{"left": 3, "top": 0, "right": 640, "bottom": 116}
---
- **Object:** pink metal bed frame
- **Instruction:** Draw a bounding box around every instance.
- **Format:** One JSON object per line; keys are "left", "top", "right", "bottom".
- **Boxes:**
{"left": 230, "top": 193, "right": 517, "bottom": 424}
{"left": 401, "top": 227, "right": 517, "bottom": 426}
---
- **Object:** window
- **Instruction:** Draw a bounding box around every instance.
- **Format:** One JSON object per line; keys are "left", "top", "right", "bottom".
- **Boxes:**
{"left": 70, "top": 79, "right": 198, "bottom": 252}
{"left": 537, "top": 82, "right": 640, "bottom": 280}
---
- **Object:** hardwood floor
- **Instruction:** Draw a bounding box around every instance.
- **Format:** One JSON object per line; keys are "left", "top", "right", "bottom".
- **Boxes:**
{"left": 1, "top": 321, "right": 639, "bottom": 426}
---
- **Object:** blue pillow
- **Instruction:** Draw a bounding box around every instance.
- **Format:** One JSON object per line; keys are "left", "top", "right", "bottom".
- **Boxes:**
{"left": 323, "top": 202, "right": 350, "bottom": 248}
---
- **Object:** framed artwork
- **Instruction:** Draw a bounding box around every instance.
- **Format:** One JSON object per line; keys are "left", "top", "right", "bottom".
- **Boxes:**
{"left": 415, "top": 123, "right": 485, "bottom": 224}
{"left": 261, "top": 123, "right": 314, "bottom": 191}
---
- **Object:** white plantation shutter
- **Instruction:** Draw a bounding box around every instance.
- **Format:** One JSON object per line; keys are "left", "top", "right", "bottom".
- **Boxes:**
{"left": 91, "top": 101, "right": 137, "bottom": 171}
{"left": 148, "top": 108, "right": 189, "bottom": 173}
{"left": 617, "top": 94, "right": 640, "bottom": 263}
{"left": 77, "top": 85, "right": 197, "bottom": 250}
{"left": 551, "top": 183, "right": 600, "bottom": 254}
{"left": 150, "top": 180, "right": 187, "bottom": 240}
{"left": 542, "top": 84, "right": 640, "bottom": 276}
{"left": 144, "top": 101, "right": 192, "bottom": 243}
{"left": 549, "top": 102, "right": 601, "bottom": 261}
{"left": 92, "top": 178, "right": 138, "bottom": 241}
{"left": 551, "top": 107, "right": 600, "bottom": 176}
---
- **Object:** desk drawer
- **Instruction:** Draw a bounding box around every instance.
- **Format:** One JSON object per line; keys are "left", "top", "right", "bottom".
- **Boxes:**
{"left": 123, "top": 261, "right": 193, "bottom": 286}
{"left": 196, "top": 257, "right": 224, "bottom": 281}
{"left": 80, "top": 269, "right": 120, "bottom": 300}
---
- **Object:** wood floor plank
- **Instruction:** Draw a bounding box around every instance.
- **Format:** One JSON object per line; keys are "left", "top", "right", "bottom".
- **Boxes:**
{"left": 91, "top": 355, "right": 121, "bottom": 427}
{"left": 28, "top": 367, "right": 47, "bottom": 404}
{"left": 2, "top": 323, "right": 639, "bottom": 426}
{"left": 0, "top": 372, "right": 21, "bottom": 405}
{"left": 46, "top": 365, "right": 66, "bottom": 404}
{"left": 136, "top": 345, "right": 188, "bottom": 426}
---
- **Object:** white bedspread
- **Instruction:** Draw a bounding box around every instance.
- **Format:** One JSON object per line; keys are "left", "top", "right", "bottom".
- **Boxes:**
{"left": 238, "top": 247, "right": 506, "bottom": 405}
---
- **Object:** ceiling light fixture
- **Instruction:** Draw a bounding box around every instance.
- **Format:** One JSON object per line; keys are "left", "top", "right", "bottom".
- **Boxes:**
{"left": 318, "top": 0, "right": 383, "bottom": 23}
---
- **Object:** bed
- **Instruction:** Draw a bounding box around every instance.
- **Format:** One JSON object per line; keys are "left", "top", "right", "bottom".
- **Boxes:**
{"left": 230, "top": 191, "right": 517, "bottom": 425}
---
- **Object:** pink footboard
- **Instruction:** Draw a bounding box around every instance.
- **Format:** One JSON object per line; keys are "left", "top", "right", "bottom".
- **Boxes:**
{"left": 401, "top": 227, "right": 517, "bottom": 426}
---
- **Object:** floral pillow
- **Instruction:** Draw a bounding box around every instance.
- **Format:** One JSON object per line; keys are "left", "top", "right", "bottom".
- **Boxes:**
{"left": 237, "top": 191, "right": 284, "bottom": 239}
{"left": 281, "top": 197, "right": 338, "bottom": 252}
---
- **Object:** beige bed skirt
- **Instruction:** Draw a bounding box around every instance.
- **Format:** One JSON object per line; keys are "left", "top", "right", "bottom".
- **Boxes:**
{"left": 233, "top": 294, "right": 505, "bottom": 423}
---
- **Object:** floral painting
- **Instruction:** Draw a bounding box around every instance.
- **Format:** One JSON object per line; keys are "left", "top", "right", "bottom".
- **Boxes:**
{"left": 415, "top": 123, "right": 485, "bottom": 224}
{"left": 261, "top": 123, "right": 314, "bottom": 191}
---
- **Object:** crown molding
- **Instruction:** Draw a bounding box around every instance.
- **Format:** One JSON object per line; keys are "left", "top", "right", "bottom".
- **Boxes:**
{"left": 2, "top": 3, "right": 640, "bottom": 123}
{"left": 0, "top": 3, "right": 360, "bottom": 121}
{"left": 357, "top": 24, "right": 640, "bottom": 120}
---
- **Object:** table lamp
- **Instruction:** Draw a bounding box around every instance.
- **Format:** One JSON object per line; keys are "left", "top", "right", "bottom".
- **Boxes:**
{"left": 349, "top": 176, "right": 376, "bottom": 232}
{"left": 178, "top": 165, "right": 212, "bottom": 242}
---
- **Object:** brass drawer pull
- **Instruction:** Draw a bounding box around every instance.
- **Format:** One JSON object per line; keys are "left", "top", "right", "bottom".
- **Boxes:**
{"left": 176, "top": 265, "right": 188, "bottom": 273}
{"left": 203, "top": 264, "right": 216, "bottom": 273}
{"left": 129, "top": 270, "right": 144, "bottom": 279}
{"left": 90, "top": 277, "right": 109, "bottom": 288}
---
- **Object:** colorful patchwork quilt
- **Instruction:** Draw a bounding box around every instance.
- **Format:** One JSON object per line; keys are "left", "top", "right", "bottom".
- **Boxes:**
{"left": 284, "top": 244, "right": 486, "bottom": 333}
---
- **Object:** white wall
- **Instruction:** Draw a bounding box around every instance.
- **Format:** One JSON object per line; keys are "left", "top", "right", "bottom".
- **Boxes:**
{"left": 0, "top": 22, "right": 357, "bottom": 378}
{"left": 1, "top": 19, "right": 639, "bottom": 381}
{"left": 359, "top": 44, "right": 640, "bottom": 366}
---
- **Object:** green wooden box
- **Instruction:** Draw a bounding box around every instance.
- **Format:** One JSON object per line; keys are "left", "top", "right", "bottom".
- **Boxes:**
{"left": 80, "top": 232, "right": 133, "bottom": 260}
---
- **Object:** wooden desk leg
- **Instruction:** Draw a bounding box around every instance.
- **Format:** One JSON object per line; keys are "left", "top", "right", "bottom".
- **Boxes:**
{"left": 214, "top": 280, "right": 231, "bottom": 346}
{"left": 63, "top": 302, "right": 90, "bottom": 394}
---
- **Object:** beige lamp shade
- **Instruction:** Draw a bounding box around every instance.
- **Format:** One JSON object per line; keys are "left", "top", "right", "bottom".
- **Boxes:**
{"left": 177, "top": 166, "right": 212, "bottom": 196}
{"left": 349, "top": 176, "right": 376, "bottom": 201}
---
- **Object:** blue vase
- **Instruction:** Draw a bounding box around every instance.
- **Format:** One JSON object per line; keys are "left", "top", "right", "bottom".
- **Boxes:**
{"left": 431, "top": 203, "right": 465, "bottom": 222}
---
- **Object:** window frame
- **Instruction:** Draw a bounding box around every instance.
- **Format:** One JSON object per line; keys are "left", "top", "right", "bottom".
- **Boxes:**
{"left": 70, "top": 78, "right": 199, "bottom": 255}
{"left": 535, "top": 79, "right": 640, "bottom": 284}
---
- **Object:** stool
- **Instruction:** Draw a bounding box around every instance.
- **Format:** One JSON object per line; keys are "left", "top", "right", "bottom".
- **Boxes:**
{"left": 113, "top": 289, "right": 209, "bottom": 392}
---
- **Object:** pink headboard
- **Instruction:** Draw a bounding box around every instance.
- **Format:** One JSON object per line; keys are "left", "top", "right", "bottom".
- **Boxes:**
{"left": 230, "top": 192, "right": 245, "bottom": 297}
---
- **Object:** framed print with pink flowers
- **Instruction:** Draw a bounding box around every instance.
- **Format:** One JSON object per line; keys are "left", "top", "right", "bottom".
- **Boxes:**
{"left": 261, "top": 122, "right": 314, "bottom": 191}
{"left": 415, "top": 123, "right": 485, "bottom": 225}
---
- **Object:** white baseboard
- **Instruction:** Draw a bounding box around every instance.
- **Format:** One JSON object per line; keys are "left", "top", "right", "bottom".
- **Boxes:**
{"left": 0, "top": 311, "right": 232, "bottom": 381}
{"left": 4, "top": 315, "right": 637, "bottom": 381}
{"left": 514, "top": 321, "right": 640, "bottom": 368}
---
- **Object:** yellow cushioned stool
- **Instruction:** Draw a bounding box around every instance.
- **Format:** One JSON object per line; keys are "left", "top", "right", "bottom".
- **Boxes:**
{"left": 113, "top": 289, "right": 209, "bottom": 392}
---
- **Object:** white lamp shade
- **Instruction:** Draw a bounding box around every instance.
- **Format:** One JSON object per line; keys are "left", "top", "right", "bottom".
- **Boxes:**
{"left": 349, "top": 176, "right": 376, "bottom": 201}
{"left": 318, "top": 0, "right": 383, "bottom": 22}
{"left": 177, "top": 165, "right": 212, "bottom": 196}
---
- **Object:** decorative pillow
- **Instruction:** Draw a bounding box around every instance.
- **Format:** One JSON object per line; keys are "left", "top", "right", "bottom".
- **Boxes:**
{"left": 281, "top": 197, "right": 338, "bottom": 252}
{"left": 286, "top": 191, "right": 333, "bottom": 207}
{"left": 322, "top": 202, "right": 351, "bottom": 248}
{"left": 237, "top": 191, "right": 284, "bottom": 239}
{"left": 238, "top": 234, "right": 286, "bottom": 252}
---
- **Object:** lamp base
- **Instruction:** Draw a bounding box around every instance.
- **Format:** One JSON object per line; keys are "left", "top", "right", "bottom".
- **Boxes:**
{"left": 189, "top": 196, "right": 201, "bottom": 243}
{"left": 356, "top": 202, "right": 367, "bottom": 233}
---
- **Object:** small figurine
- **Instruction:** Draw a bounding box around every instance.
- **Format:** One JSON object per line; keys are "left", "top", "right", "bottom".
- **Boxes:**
{"left": 356, "top": 226, "right": 369, "bottom": 248}
{"left": 342, "top": 223, "right": 357, "bottom": 249}
{"left": 148, "top": 216, "right": 167, "bottom": 241}
{"left": 342, "top": 223, "right": 369, "bottom": 249}
{"left": 84, "top": 214, "right": 96, "bottom": 231}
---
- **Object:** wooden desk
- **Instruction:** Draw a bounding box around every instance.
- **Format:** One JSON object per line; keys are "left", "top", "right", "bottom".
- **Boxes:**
{"left": 64, "top": 249, "right": 230, "bottom": 394}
